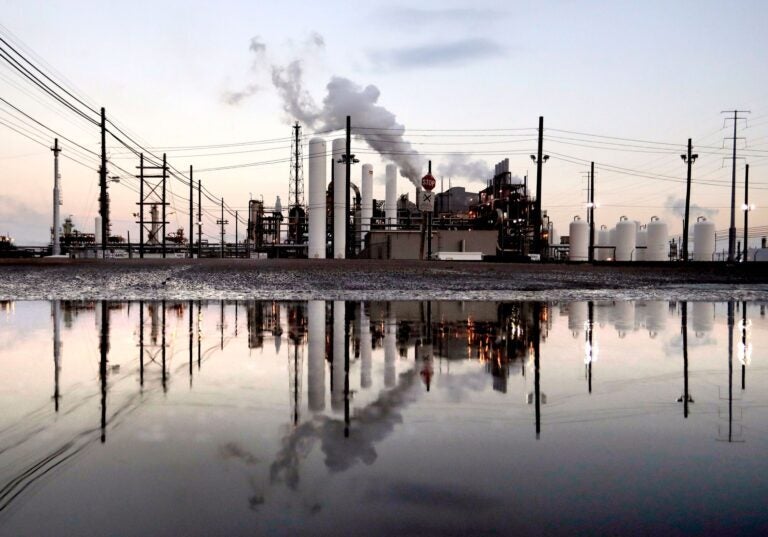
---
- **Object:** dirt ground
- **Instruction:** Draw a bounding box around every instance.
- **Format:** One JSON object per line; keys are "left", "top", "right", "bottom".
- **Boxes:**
{"left": 1, "top": 258, "right": 766, "bottom": 301}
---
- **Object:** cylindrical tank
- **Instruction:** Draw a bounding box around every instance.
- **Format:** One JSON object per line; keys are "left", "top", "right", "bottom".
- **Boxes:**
{"left": 569, "top": 216, "right": 589, "bottom": 261}
{"left": 359, "top": 303, "right": 372, "bottom": 389}
{"left": 307, "top": 300, "right": 326, "bottom": 412}
{"left": 646, "top": 216, "right": 669, "bottom": 261}
{"left": 597, "top": 225, "right": 610, "bottom": 261}
{"left": 95, "top": 216, "right": 103, "bottom": 245}
{"left": 360, "top": 164, "right": 373, "bottom": 246}
{"left": 332, "top": 300, "right": 345, "bottom": 411}
{"left": 614, "top": 301, "right": 635, "bottom": 337}
{"left": 643, "top": 301, "right": 667, "bottom": 337}
{"left": 635, "top": 226, "right": 647, "bottom": 261}
{"left": 693, "top": 216, "right": 715, "bottom": 261}
{"left": 615, "top": 216, "right": 637, "bottom": 261}
{"left": 307, "top": 138, "right": 327, "bottom": 259}
{"left": 608, "top": 227, "right": 617, "bottom": 260}
{"left": 691, "top": 301, "right": 714, "bottom": 336}
{"left": 332, "top": 138, "right": 346, "bottom": 259}
{"left": 385, "top": 164, "right": 398, "bottom": 228}
{"left": 568, "top": 301, "right": 588, "bottom": 336}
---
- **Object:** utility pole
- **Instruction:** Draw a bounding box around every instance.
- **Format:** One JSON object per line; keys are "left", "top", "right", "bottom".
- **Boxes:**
{"left": 235, "top": 210, "right": 239, "bottom": 258}
{"left": 681, "top": 139, "right": 698, "bottom": 262}
{"left": 99, "top": 107, "right": 108, "bottom": 258}
{"left": 189, "top": 165, "right": 194, "bottom": 259}
{"left": 337, "top": 115, "right": 359, "bottom": 258}
{"left": 588, "top": 161, "right": 595, "bottom": 263}
{"left": 162, "top": 153, "right": 167, "bottom": 259}
{"left": 743, "top": 164, "right": 750, "bottom": 263}
{"left": 530, "top": 116, "right": 548, "bottom": 258}
{"left": 51, "top": 138, "right": 61, "bottom": 255}
{"left": 138, "top": 154, "right": 144, "bottom": 258}
{"left": 427, "top": 160, "right": 433, "bottom": 260}
{"left": 217, "top": 198, "right": 228, "bottom": 258}
{"left": 722, "top": 110, "right": 750, "bottom": 263}
{"left": 197, "top": 180, "right": 202, "bottom": 258}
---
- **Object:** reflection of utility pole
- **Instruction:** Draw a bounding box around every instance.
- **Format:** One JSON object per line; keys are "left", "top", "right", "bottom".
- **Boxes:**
{"left": 728, "top": 302, "right": 733, "bottom": 442}
{"left": 197, "top": 300, "right": 202, "bottom": 370}
{"left": 533, "top": 302, "right": 542, "bottom": 438}
{"left": 99, "top": 300, "right": 110, "bottom": 443}
{"left": 678, "top": 302, "right": 693, "bottom": 417}
{"left": 139, "top": 300, "right": 144, "bottom": 389}
{"left": 344, "top": 302, "right": 351, "bottom": 438}
{"left": 52, "top": 301, "right": 62, "bottom": 412}
{"left": 188, "top": 300, "right": 194, "bottom": 387}
{"left": 161, "top": 300, "right": 167, "bottom": 393}
{"left": 741, "top": 301, "right": 747, "bottom": 390}
{"left": 586, "top": 301, "right": 594, "bottom": 394}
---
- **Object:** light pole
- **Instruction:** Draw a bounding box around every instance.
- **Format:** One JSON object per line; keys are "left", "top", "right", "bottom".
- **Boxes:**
{"left": 530, "top": 152, "right": 549, "bottom": 258}
{"left": 680, "top": 140, "right": 698, "bottom": 262}
{"left": 742, "top": 164, "right": 754, "bottom": 262}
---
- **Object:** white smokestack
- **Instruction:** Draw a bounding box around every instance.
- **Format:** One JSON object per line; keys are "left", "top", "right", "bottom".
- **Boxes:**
{"left": 307, "top": 300, "right": 326, "bottom": 412}
{"left": 385, "top": 164, "right": 397, "bottom": 228}
{"left": 332, "top": 300, "right": 345, "bottom": 411}
{"left": 360, "top": 164, "right": 373, "bottom": 247}
{"left": 308, "top": 138, "right": 327, "bottom": 259}
{"left": 332, "top": 138, "right": 346, "bottom": 259}
{"left": 384, "top": 314, "right": 397, "bottom": 388}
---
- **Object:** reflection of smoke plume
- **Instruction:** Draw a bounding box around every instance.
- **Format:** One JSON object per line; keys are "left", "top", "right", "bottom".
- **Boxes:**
{"left": 665, "top": 195, "right": 719, "bottom": 220}
{"left": 270, "top": 369, "right": 420, "bottom": 489}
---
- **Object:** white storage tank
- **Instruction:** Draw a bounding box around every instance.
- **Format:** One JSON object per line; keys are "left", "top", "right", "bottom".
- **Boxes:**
{"left": 568, "top": 301, "right": 588, "bottom": 336}
{"left": 693, "top": 216, "right": 715, "bottom": 261}
{"left": 636, "top": 225, "right": 647, "bottom": 261}
{"left": 691, "top": 302, "right": 714, "bottom": 336}
{"left": 95, "top": 216, "right": 103, "bottom": 245}
{"left": 615, "top": 216, "right": 637, "bottom": 261}
{"left": 608, "top": 227, "right": 617, "bottom": 261}
{"left": 646, "top": 216, "right": 669, "bottom": 261}
{"left": 614, "top": 301, "right": 636, "bottom": 337}
{"left": 569, "top": 216, "right": 589, "bottom": 261}
{"left": 597, "top": 225, "right": 610, "bottom": 261}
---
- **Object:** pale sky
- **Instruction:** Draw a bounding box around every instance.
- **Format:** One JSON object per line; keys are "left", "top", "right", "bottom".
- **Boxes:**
{"left": 0, "top": 0, "right": 766, "bottom": 246}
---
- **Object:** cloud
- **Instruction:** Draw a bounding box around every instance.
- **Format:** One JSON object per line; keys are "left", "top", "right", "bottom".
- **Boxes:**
{"left": 368, "top": 39, "right": 505, "bottom": 70}
{"left": 0, "top": 195, "right": 48, "bottom": 244}
{"left": 378, "top": 7, "right": 507, "bottom": 26}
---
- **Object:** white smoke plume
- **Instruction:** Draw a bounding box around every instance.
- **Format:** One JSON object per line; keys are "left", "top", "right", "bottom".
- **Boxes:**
{"left": 228, "top": 33, "right": 495, "bottom": 186}
{"left": 664, "top": 195, "right": 719, "bottom": 220}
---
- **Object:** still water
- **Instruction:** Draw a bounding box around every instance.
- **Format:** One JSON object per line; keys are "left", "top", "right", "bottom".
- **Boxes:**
{"left": 0, "top": 299, "right": 766, "bottom": 536}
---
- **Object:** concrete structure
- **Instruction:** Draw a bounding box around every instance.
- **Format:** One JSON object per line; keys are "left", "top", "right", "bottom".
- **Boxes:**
{"left": 364, "top": 229, "right": 497, "bottom": 260}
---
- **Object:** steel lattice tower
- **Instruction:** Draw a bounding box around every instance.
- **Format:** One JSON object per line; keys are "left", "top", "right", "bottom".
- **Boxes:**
{"left": 289, "top": 122, "right": 304, "bottom": 208}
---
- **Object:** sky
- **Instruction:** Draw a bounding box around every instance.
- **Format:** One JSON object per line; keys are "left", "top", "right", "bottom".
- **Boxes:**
{"left": 0, "top": 0, "right": 766, "bottom": 246}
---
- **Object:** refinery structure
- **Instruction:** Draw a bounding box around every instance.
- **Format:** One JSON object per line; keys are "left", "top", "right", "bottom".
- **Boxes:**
{"left": 20, "top": 117, "right": 759, "bottom": 264}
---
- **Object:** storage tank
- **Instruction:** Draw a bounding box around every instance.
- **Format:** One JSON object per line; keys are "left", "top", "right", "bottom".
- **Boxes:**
{"left": 596, "top": 225, "right": 610, "bottom": 261}
{"left": 693, "top": 216, "right": 715, "bottom": 261}
{"left": 608, "top": 227, "right": 617, "bottom": 260}
{"left": 646, "top": 216, "right": 669, "bottom": 261}
{"left": 615, "top": 216, "right": 637, "bottom": 261}
{"left": 636, "top": 225, "right": 647, "bottom": 261}
{"left": 307, "top": 138, "right": 326, "bottom": 259}
{"left": 95, "top": 216, "right": 103, "bottom": 246}
{"left": 385, "top": 164, "right": 398, "bottom": 228}
{"left": 614, "top": 301, "right": 635, "bottom": 337}
{"left": 569, "top": 216, "right": 589, "bottom": 261}
{"left": 568, "top": 301, "right": 588, "bottom": 336}
{"left": 643, "top": 301, "right": 667, "bottom": 337}
{"left": 332, "top": 138, "right": 346, "bottom": 258}
{"left": 691, "top": 301, "right": 714, "bottom": 336}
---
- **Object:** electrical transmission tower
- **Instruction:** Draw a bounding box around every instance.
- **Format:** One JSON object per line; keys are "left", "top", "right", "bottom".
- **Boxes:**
{"left": 288, "top": 122, "right": 305, "bottom": 244}
{"left": 136, "top": 153, "right": 169, "bottom": 258}
{"left": 722, "top": 110, "right": 750, "bottom": 263}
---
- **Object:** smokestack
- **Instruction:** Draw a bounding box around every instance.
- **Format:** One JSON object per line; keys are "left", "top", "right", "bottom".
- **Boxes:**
{"left": 307, "top": 300, "right": 325, "bottom": 412}
{"left": 332, "top": 138, "right": 346, "bottom": 258}
{"left": 361, "top": 164, "right": 373, "bottom": 247}
{"left": 308, "top": 138, "right": 327, "bottom": 259}
{"left": 386, "top": 164, "right": 397, "bottom": 229}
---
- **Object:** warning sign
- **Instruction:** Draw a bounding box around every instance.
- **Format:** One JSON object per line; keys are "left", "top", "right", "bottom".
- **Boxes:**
{"left": 418, "top": 190, "right": 434, "bottom": 212}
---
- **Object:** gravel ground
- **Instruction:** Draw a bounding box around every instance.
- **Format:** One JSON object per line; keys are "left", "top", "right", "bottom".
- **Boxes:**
{"left": 1, "top": 258, "right": 767, "bottom": 301}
